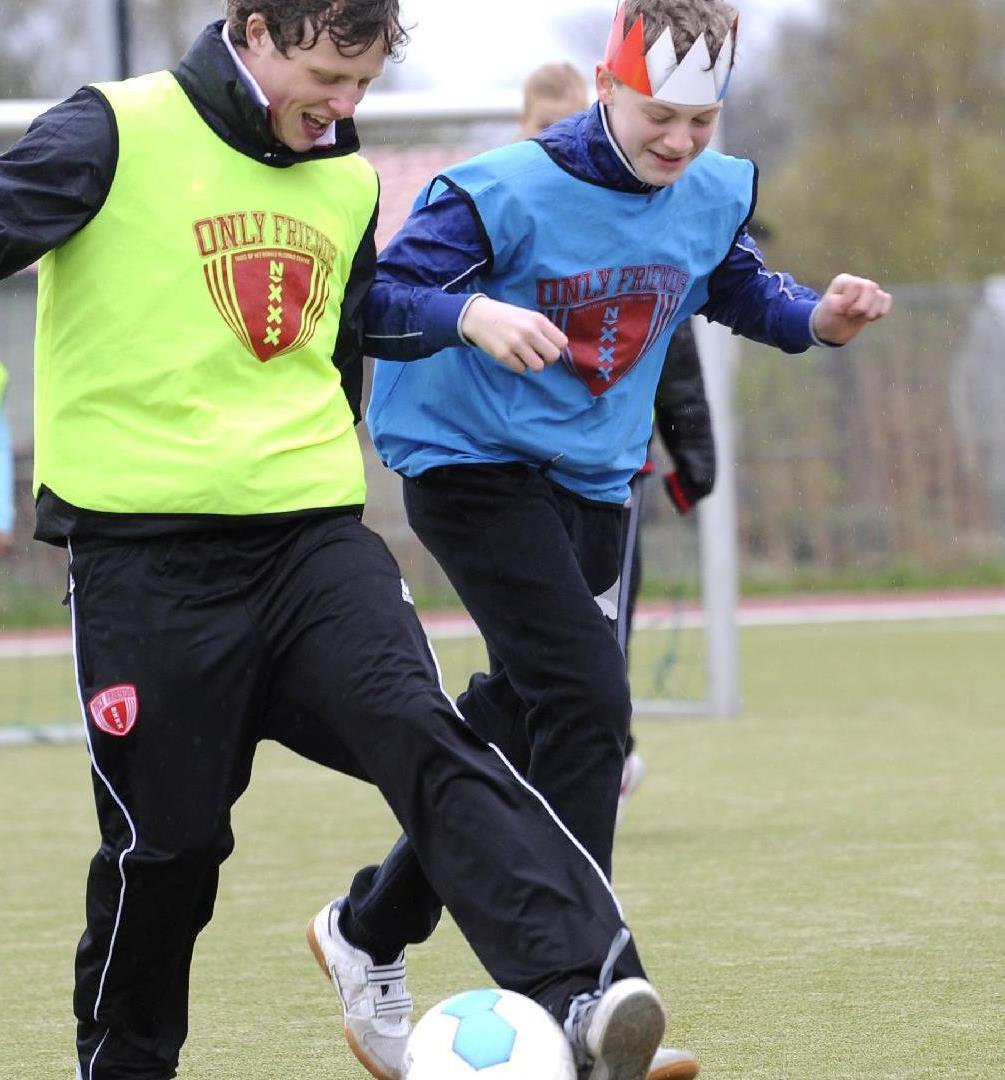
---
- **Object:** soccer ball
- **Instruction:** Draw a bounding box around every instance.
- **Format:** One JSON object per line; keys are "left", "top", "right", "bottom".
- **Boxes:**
{"left": 404, "top": 988, "right": 577, "bottom": 1079}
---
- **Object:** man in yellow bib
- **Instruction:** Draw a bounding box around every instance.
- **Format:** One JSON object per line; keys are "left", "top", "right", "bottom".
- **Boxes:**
{"left": 0, "top": 3, "right": 672, "bottom": 1078}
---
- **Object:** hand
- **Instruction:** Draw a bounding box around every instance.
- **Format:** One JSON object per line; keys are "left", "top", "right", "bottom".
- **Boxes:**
{"left": 0, "top": 532, "right": 13, "bottom": 558}
{"left": 460, "top": 296, "right": 568, "bottom": 374}
{"left": 812, "top": 275, "right": 893, "bottom": 345}
{"left": 663, "top": 470, "right": 695, "bottom": 514}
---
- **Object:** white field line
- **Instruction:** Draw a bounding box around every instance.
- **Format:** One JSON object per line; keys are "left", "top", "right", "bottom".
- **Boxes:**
{"left": 0, "top": 637, "right": 73, "bottom": 658}
{"left": 639, "top": 594, "right": 1005, "bottom": 632}
{"left": 0, "top": 724, "right": 83, "bottom": 747}
{"left": 3, "top": 593, "right": 1004, "bottom": 745}
{"left": 3, "top": 593, "right": 1005, "bottom": 658}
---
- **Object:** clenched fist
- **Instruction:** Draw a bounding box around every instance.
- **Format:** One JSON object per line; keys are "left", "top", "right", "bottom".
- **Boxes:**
{"left": 812, "top": 274, "right": 893, "bottom": 345}
{"left": 461, "top": 296, "right": 568, "bottom": 374}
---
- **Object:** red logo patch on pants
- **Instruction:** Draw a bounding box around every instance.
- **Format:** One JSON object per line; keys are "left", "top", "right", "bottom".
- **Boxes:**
{"left": 88, "top": 684, "right": 139, "bottom": 737}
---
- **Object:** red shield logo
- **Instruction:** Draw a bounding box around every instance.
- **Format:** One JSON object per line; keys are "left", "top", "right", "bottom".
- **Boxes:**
{"left": 88, "top": 684, "right": 139, "bottom": 737}
{"left": 203, "top": 247, "right": 330, "bottom": 363}
{"left": 557, "top": 293, "right": 679, "bottom": 396}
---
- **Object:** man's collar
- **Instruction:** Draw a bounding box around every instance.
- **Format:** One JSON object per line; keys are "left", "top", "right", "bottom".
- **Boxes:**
{"left": 222, "top": 23, "right": 269, "bottom": 109}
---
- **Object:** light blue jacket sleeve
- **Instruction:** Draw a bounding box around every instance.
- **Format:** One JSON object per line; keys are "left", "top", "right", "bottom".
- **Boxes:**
{"left": 0, "top": 404, "right": 14, "bottom": 534}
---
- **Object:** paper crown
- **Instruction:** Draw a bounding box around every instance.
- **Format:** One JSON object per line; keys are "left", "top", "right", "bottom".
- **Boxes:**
{"left": 604, "top": 2, "right": 738, "bottom": 107}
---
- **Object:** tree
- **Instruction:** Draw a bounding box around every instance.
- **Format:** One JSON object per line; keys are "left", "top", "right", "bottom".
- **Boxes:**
{"left": 738, "top": 0, "right": 1005, "bottom": 284}
{"left": 1, "top": 0, "right": 210, "bottom": 97}
{"left": 0, "top": 0, "right": 425, "bottom": 98}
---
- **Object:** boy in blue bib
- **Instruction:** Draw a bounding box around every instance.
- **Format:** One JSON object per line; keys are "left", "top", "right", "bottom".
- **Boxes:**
{"left": 339, "top": 3, "right": 892, "bottom": 1077}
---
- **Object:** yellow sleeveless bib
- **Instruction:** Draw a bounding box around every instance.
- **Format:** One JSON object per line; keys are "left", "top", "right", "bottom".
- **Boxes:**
{"left": 34, "top": 71, "right": 376, "bottom": 516}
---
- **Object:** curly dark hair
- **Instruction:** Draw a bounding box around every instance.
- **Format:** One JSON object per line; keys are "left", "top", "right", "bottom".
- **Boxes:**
{"left": 226, "top": 0, "right": 409, "bottom": 60}
{"left": 623, "top": 0, "right": 737, "bottom": 63}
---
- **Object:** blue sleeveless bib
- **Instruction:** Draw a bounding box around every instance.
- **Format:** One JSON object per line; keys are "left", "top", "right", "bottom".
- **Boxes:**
{"left": 368, "top": 141, "right": 753, "bottom": 503}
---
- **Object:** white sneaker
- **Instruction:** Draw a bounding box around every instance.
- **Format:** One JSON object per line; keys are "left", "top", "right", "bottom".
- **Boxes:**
{"left": 307, "top": 897, "right": 413, "bottom": 1080}
{"left": 564, "top": 978, "right": 665, "bottom": 1080}
{"left": 616, "top": 751, "right": 647, "bottom": 829}
{"left": 648, "top": 1044, "right": 700, "bottom": 1079}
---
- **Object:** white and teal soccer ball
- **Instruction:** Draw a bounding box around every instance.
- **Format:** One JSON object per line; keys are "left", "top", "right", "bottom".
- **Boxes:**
{"left": 404, "top": 988, "right": 577, "bottom": 1079}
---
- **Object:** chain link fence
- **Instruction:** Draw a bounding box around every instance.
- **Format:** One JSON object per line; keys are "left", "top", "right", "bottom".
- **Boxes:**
{"left": 733, "top": 282, "right": 1003, "bottom": 584}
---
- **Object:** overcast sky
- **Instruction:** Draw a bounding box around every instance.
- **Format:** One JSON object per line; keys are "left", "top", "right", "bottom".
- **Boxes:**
{"left": 395, "top": 0, "right": 821, "bottom": 91}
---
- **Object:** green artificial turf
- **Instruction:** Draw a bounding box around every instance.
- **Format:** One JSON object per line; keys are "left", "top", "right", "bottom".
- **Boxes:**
{"left": 1, "top": 617, "right": 1003, "bottom": 1078}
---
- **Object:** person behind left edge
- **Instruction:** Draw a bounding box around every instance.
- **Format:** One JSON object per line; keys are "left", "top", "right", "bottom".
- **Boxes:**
{"left": 0, "top": 361, "right": 14, "bottom": 556}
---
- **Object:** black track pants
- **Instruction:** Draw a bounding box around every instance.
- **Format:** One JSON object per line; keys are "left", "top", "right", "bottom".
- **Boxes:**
{"left": 406, "top": 464, "right": 632, "bottom": 872}
{"left": 342, "top": 466, "right": 641, "bottom": 982}
{"left": 68, "top": 515, "right": 639, "bottom": 1079}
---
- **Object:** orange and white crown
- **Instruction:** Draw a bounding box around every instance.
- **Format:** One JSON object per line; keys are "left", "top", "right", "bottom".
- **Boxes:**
{"left": 604, "top": 2, "right": 738, "bottom": 107}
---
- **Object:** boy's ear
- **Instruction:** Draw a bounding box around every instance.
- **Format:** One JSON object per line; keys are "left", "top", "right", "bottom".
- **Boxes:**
{"left": 595, "top": 65, "right": 617, "bottom": 106}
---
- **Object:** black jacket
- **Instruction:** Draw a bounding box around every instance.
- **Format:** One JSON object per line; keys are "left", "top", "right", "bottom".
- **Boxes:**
{"left": 651, "top": 320, "right": 716, "bottom": 513}
{"left": 0, "top": 22, "right": 378, "bottom": 541}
